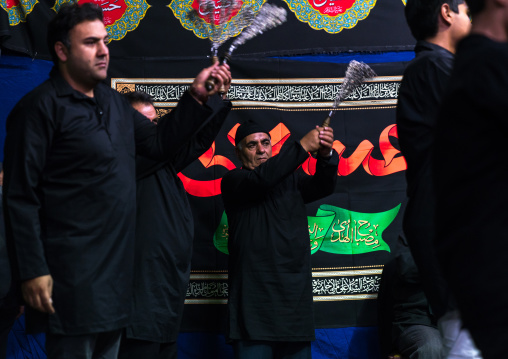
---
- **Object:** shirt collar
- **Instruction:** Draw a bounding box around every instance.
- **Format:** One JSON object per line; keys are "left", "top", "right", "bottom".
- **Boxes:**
{"left": 414, "top": 40, "right": 454, "bottom": 59}
{"left": 49, "top": 66, "right": 104, "bottom": 101}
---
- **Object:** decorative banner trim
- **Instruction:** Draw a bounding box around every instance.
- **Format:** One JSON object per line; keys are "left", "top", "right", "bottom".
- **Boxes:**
{"left": 283, "top": 0, "right": 377, "bottom": 34}
{"left": 0, "top": 0, "right": 38, "bottom": 26}
{"left": 111, "top": 76, "right": 402, "bottom": 108}
{"left": 185, "top": 299, "right": 228, "bottom": 304}
{"left": 53, "top": 0, "right": 149, "bottom": 42}
{"left": 312, "top": 269, "right": 382, "bottom": 276}
{"left": 313, "top": 294, "right": 378, "bottom": 301}
{"left": 185, "top": 267, "right": 382, "bottom": 304}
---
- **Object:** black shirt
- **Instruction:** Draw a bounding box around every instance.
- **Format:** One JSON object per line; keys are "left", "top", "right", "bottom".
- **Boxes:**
{"left": 397, "top": 40, "right": 454, "bottom": 198}
{"left": 3, "top": 68, "right": 214, "bottom": 335}
{"left": 395, "top": 41, "right": 454, "bottom": 319}
{"left": 435, "top": 34, "right": 508, "bottom": 267}
{"left": 222, "top": 140, "right": 338, "bottom": 342}
{"left": 434, "top": 34, "right": 508, "bottom": 356}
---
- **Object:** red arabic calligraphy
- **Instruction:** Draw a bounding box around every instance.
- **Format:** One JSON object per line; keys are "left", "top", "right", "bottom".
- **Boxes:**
{"left": 179, "top": 123, "right": 407, "bottom": 197}
{"left": 5, "top": 0, "right": 19, "bottom": 8}
{"left": 302, "top": 124, "right": 406, "bottom": 176}
{"left": 80, "top": 0, "right": 125, "bottom": 25}
{"left": 309, "top": 0, "right": 355, "bottom": 15}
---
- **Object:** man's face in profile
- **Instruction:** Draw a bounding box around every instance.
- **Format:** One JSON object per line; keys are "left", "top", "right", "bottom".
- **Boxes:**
{"left": 63, "top": 19, "right": 110, "bottom": 88}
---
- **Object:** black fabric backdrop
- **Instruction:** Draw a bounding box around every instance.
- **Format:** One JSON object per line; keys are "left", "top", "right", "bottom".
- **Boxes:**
{"left": 109, "top": 57, "right": 407, "bottom": 331}
{"left": 0, "top": 0, "right": 414, "bottom": 59}
{"left": 0, "top": 0, "right": 411, "bottom": 333}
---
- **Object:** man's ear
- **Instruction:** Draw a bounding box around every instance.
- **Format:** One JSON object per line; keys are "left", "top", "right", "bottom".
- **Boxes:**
{"left": 235, "top": 147, "right": 241, "bottom": 161}
{"left": 54, "top": 41, "right": 69, "bottom": 62}
{"left": 440, "top": 3, "right": 453, "bottom": 26}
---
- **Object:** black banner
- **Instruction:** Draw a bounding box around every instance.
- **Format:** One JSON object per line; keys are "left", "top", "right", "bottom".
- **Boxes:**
{"left": 0, "top": 0, "right": 414, "bottom": 60}
{"left": 110, "top": 57, "right": 407, "bottom": 330}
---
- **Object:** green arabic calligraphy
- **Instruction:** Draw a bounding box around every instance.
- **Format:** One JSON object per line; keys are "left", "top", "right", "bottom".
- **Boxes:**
{"left": 213, "top": 203, "right": 400, "bottom": 255}
{"left": 309, "top": 204, "right": 400, "bottom": 255}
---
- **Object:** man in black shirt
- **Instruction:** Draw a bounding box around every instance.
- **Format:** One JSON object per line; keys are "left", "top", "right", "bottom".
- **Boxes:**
{"left": 395, "top": 0, "right": 480, "bottom": 357}
{"left": 3, "top": 3, "right": 231, "bottom": 358}
{"left": 434, "top": 0, "right": 508, "bottom": 357}
{"left": 119, "top": 91, "right": 231, "bottom": 359}
{"left": 221, "top": 121, "right": 338, "bottom": 359}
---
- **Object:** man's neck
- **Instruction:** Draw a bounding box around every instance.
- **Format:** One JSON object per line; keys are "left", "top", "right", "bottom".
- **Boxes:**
{"left": 471, "top": 13, "right": 508, "bottom": 43}
{"left": 425, "top": 34, "right": 456, "bottom": 54}
{"left": 59, "top": 67, "right": 96, "bottom": 98}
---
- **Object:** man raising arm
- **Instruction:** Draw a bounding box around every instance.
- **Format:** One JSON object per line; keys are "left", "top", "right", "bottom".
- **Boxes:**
{"left": 222, "top": 121, "right": 338, "bottom": 359}
{"left": 3, "top": 3, "right": 231, "bottom": 358}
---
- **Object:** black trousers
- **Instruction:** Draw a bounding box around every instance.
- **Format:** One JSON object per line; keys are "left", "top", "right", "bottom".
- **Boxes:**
{"left": 232, "top": 340, "right": 311, "bottom": 359}
{"left": 0, "top": 294, "right": 19, "bottom": 359}
{"left": 45, "top": 329, "right": 122, "bottom": 359}
{"left": 118, "top": 337, "right": 177, "bottom": 359}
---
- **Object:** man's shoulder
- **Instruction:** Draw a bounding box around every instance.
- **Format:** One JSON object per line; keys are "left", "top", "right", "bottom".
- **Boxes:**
{"left": 10, "top": 79, "right": 56, "bottom": 115}
{"left": 451, "top": 35, "right": 508, "bottom": 102}
{"left": 399, "top": 48, "right": 453, "bottom": 103}
{"left": 457, "top": 35, "right": 508, "bottom": 66}
{"left": 222, "top": 168, "right": 243, "bottom": 182}
{"left": 221, "top": 167, "right": 250, "bottom": 195}
{"left": 405, "top": 51, "right": 453, "bottom": 78}
{"left": 23, "top": 78, "right": 55, "bottom": 100}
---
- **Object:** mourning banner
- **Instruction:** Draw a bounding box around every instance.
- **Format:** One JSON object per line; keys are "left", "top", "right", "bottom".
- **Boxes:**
{"left": 110, "top": 57, "right": 407, "bottom": 330}
{"left": 0, "top": 0, "right": 414, "bottom": 59}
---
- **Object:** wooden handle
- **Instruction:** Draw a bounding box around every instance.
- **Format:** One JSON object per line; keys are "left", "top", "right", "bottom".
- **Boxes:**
{"left": 322, "top": 116, "right": 331, "bottom": 127}
{"left": 311, "top": 116, "right": 332, "bottom": 156}
{"left": 205, "top": 77, "right": 217, "bottom": 92}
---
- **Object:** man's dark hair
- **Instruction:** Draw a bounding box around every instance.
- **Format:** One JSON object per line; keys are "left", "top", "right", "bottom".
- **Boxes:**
{"left": 465, "top": 0, "right": 485, "bottom": 16}
{"left": 47, "top": 2, "right": 104, "bottom": 65}
{"left": 124, "top": 91, "right": 154, "bottom": 106}
{"left": 405, "top": 0, "right": 464, "bottom": 41}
